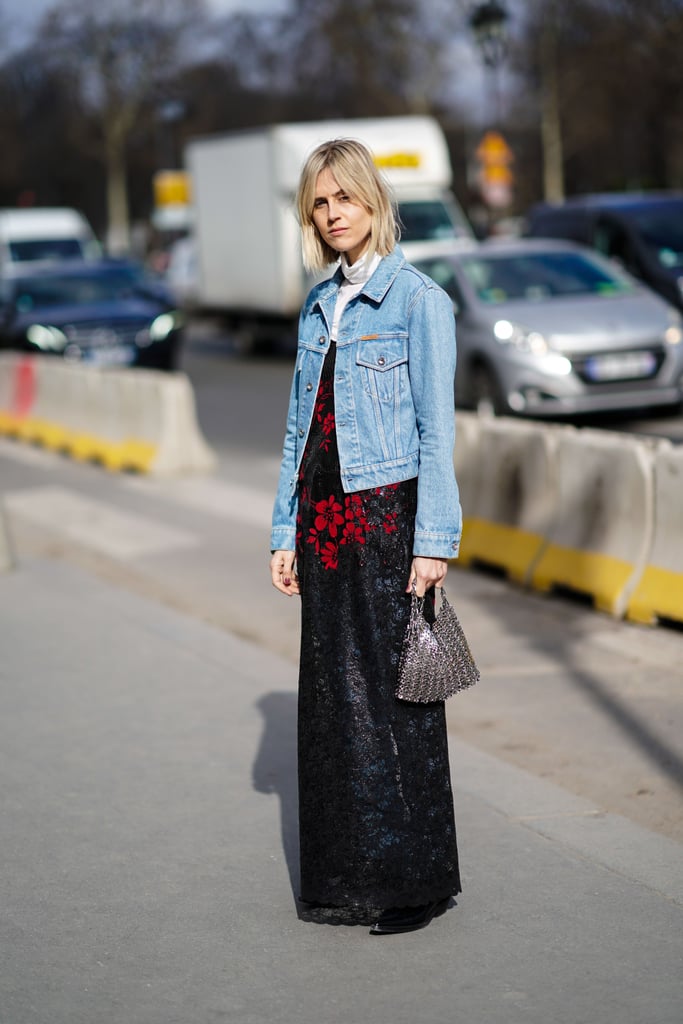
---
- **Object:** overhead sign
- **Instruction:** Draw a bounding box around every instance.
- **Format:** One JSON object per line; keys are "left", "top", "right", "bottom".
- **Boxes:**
{"left": 373, "top": 152, "right": 422, "bottom": 169}
{"left": 475, "top": 131, "right": 514, "bottom": 208}
{"left": 153, "top": 170, "right": 191, "bottom": 207}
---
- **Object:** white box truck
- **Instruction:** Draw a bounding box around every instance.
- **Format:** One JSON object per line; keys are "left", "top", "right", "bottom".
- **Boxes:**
{"left": 181, "top": 116, "right": 473, "bottom": 348}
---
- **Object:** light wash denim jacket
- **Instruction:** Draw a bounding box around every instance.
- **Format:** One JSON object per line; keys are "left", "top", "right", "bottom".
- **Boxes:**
{"left": 270, "top": 246, "right": 462, "bottom": 558}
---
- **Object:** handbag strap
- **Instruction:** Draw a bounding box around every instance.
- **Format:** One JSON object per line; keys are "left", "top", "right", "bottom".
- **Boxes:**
{"left": 409, "top": 581, "right": 452, "bottom": 620}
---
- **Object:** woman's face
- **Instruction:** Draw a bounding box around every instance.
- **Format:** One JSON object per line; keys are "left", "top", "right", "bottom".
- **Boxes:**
{"left": 312, "top": 167, "right": 373, "bottom": 265}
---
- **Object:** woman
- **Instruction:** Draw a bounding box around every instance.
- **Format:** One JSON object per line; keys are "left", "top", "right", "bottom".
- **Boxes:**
{"left": 270, "top": 138, "right": 462, "bottom": 936}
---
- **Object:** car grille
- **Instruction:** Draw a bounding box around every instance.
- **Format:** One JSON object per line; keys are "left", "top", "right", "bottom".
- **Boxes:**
{"left": 63, "top": 321, "right": 150, "bottom": 348}
{"left": 571, "top": 346, "right": 666, "bottom": 385}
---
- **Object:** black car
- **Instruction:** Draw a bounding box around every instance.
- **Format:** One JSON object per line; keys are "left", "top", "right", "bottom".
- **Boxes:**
{"left": 524, "top": 192, "right": 683, "bottom": 313}
{"left": 0, "top": 260, "right": 184, "bottom": 370}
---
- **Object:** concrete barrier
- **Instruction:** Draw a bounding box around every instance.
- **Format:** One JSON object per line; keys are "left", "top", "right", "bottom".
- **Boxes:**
{"left": 530, "top": 428, "right": 655, "bottom": 617}
{"left": 0, "top": 502, "right": 13, "bottom": 573}
{"left": 0, "top": 354, "right": 216, "bottom": 476}
{"left": 456, "top": 417, "right": 561, "bottom": 582}
{"left": 626, "top": 441, "right": 683, "bottom": 626}
{"left": 453, "top": 411, "right": 482, "bottom": 535}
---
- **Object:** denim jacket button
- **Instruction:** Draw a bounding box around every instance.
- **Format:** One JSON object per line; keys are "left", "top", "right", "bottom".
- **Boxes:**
{"left": 319, "top": 335, "right": 326, "bottom": 345}
{"left": 377, "top": 356, "right": 386, "bottom": 366}
{"left": 306, "top": 383, "right": 313, "bottom": 391}
{"left": 298, "top": 428, "right": 305, "bottom": 437}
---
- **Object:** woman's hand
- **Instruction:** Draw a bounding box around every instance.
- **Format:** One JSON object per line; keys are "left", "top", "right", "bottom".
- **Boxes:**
{"left": 406, "top": 556, "right": 447, "bottom": 597}
{"left": 270, "top": 549, "right": 300, "bottom": 596}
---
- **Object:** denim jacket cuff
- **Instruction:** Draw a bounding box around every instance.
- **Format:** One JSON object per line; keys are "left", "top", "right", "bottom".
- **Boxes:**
{"left": 413, "top": 530, "right": 461, "bottom": 559}
{"left": 270, "top": 526, "right": 296, "bottom": 552}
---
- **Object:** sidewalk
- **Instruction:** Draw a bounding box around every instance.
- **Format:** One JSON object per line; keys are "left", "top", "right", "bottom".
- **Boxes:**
{"left": 1, "top": 556, "right": 681, "bottom": 1024}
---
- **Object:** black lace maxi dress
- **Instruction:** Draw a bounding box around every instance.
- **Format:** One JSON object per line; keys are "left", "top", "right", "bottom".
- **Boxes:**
{"left": 295, "top": 343, "right": 461, "bottom": 913}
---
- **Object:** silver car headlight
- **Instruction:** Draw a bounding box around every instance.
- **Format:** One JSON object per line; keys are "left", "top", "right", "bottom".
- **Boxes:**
{"left": 493, "top": 319, "right": 549, "bottom": 355}
{"left": 26, "top": 324, "right": 68, "bottom": 351}
{"left": 664, "top": 310, "right": 682, "bottom": 346}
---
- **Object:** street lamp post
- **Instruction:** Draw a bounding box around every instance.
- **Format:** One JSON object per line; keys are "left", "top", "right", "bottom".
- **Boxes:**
{"left": 469, "top": 0, "right": 509, "bottom": 124}
{"left": 469, "top": 1, "right": 513, "bottom": 225}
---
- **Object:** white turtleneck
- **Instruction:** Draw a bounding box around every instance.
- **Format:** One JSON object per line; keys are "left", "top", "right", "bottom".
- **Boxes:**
{"left": 330, "top": 249, "right": 382, "bottom": 341}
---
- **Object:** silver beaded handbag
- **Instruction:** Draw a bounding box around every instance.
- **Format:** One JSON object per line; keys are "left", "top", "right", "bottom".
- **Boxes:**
{"left": 396, "top": 585, "right": 479, "bottom": 703}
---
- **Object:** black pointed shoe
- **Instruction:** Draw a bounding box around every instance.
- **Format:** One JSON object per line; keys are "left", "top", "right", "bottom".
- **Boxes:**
{"left": 369, "top": 896, "right": 450, "bottom": 935}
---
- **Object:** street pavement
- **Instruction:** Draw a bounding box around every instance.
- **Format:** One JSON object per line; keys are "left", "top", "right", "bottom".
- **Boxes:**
{"left": 1, "top": 437, "right": 682, "bottom": 1024}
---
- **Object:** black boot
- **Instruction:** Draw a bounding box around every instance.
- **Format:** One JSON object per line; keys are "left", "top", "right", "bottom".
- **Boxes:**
{"left": 369, "top": 897, "right": 450, "bottom": 935}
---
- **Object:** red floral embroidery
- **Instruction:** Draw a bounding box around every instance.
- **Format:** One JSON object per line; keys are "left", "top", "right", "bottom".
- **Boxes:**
{"left": 341, "top": 520, "right": 367, "bottom": 545}
{"left": 382, "top": 512, "right": 398, "bottom": 534}
{"left": 320, "top": 541, "right": 339, "bottom": 570}
{"left": 298, "top": 362, "right": 401, "bottom": 571}
{"left": 314, "top": 495, "right": 344, "bottom": 537}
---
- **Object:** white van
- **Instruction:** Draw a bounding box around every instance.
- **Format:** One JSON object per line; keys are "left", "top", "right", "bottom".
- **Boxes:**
{"left": 0, "top": 207, "right": 100, "bottom": 270}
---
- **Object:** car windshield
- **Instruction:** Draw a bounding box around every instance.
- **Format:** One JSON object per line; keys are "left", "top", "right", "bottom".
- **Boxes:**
{"left": 621, "top": 200, "right": 683, "bottom": 268}
{"left": 459, "top": 251, "right": 635, "bottom": 304}
{"left": 13, "top": 267, "right": 153, "bottom": 311}
{"left": 9, "top": 238, "right": 85, "bottom": 261}
{"left": 399, "top": 200, "right": 471, "bottom": 242}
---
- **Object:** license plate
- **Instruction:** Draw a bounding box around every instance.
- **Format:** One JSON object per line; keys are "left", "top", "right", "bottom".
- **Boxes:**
{"left": 82, "top": 345, "right": 136, "bottom": 367}
{"left": 584, "top": 351, "right": 657, "bottom": 382}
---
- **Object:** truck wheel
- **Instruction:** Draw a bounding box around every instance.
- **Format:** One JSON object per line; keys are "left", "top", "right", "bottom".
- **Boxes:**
{"left": 471, "top": 364, "right": 505, "bottom": 417}
{"left": 230, "top": 324, "right": 257, "bottom": 356}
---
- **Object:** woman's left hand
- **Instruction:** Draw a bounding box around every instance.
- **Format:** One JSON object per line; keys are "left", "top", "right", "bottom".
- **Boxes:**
{"left": 406, "top": 556, "right": 448, "bottom": 597}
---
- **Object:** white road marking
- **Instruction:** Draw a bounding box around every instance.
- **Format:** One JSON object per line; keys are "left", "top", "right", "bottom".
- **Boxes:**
{"left": 4, "top": 486, "right": 200, "bottom": 560}
{"left": 123, "top": 476, "right": 274, "bottom": 530}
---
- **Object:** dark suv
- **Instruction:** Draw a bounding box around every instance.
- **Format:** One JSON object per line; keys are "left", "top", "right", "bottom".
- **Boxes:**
{"left": 524, "top": 192, "right": 683, "bottom": 312}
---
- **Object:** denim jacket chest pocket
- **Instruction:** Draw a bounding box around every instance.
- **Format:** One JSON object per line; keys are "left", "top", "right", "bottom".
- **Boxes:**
{"left": 355, "top": 334, "right": 409, "bottom": 404}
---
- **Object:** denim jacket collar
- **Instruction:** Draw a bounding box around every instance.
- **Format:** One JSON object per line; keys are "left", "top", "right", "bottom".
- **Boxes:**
{"left": 313, "top": 246, "right": 407, "bottom": 313}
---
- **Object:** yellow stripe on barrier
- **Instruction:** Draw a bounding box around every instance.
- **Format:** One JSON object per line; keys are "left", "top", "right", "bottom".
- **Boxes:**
{"left": 0, "top": 411, "right": 21, "bottom": 434}
{"left": 459, "top": 517, "right": 545, "bottom": 584}
{"left": 17, "top": 418, "right": 71, "bottom": 449}
{"left": 626, "top": 566, "right": 683, "bottom": 626}
{"left": 111, "top": 439, "right": 157, "bottom": 474}
{"left": 0, "top": 414, "right": 157, "bottom": 474}
{"left": 531, "top": 545, "right": 635, "bottom": 615}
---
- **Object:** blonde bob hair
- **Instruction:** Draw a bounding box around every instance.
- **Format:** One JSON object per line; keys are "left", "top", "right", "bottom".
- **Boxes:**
{"left": 296, "top": 138, "right": 399, "bottom": 272}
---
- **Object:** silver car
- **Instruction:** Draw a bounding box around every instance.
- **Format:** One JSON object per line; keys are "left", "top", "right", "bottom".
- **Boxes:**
{"left": 411, "top": 239, "right": 683, "bottom": 417}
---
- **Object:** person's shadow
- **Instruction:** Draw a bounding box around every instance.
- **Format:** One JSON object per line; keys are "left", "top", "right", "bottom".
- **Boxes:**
{"left": 251, "top": 690, "right": 385, "bottom": 927}
{"left": 252, "top": 691, "right": 300, "bottom": 904}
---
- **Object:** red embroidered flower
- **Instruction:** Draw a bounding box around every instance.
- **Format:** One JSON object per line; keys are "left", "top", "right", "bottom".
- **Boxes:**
{"left": 341, "top": 521, "right": 366, "bottom": 545}
{"left": 321, "top": 412, "right": 335, "bottom": 436}
{"left": 320, "top": 541, "right": 338, "bottom": 570}
{"left": 314, "top": 495, "right": 344, "bottom": 537}
{"left": 382, "top": 512, "right": 398, "bottom": 534}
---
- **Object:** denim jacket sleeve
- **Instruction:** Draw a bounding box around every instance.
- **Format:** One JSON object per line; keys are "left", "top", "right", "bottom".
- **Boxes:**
{"left": 407, "top": 281, "right": 462, "bottom": 558}
{"left": 270, "top": 345, "right": 301, "bottom": 552}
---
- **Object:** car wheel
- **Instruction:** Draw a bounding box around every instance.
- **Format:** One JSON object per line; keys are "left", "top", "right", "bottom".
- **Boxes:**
{"left": 470, "top": 363, "right": 505, "bottom": 417}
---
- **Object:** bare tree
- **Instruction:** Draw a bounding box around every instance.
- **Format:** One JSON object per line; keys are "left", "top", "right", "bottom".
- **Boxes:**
{"left": 509, "top": 0, "right": 683, "bottom": 200}
{"left": 250, "top": 0, "right": 462, "bottom": 119}
{"left": 37, "top": 0, "right": 206, "bottom": 253}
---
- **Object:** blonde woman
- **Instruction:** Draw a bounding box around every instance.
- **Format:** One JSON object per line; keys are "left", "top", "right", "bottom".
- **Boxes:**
{"left": 270, "top": 138, "right": 462, "bottom": 935}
